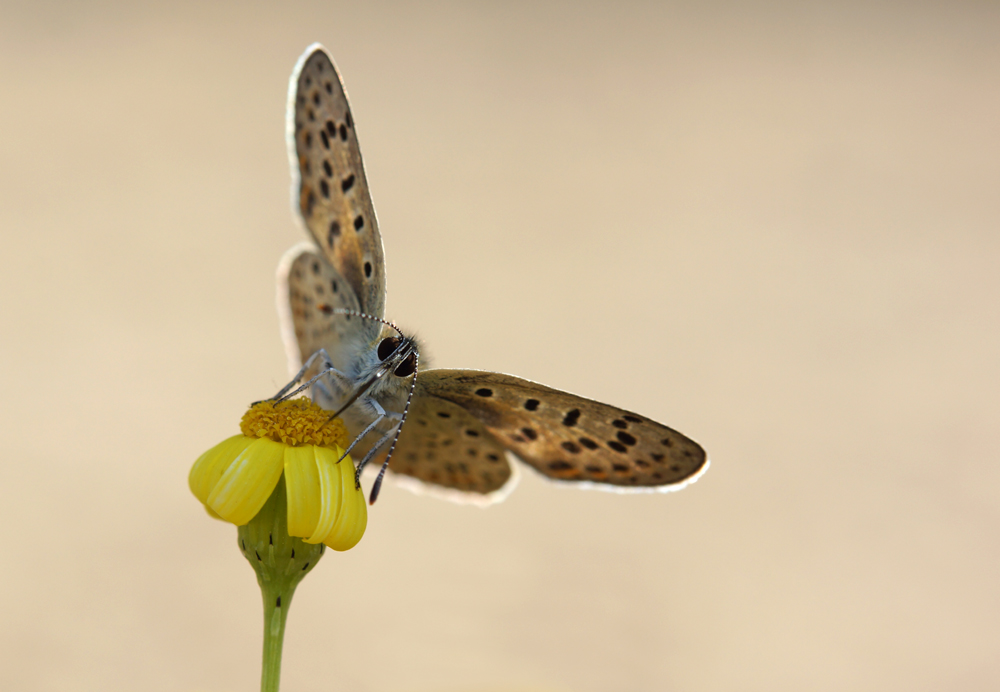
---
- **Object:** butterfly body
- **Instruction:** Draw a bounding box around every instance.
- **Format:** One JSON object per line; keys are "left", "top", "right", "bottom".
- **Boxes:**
{"left": 277, "top": 44, "right": 708, "bottom": 504}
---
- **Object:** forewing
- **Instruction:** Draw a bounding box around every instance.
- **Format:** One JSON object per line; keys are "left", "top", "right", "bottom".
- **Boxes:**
{"left": 287, "top": 44, "right": 386, "bottom": 321}
{"left": 416, "top": 369, "right": 708, "bottom": 491}
{"left": 277, "top": 242, "right": 366, "bottom": 376}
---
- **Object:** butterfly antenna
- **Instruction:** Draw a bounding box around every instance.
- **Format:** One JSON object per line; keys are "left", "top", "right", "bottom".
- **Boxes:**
{"left": 317, "top": 306, "right": 404, "bottom": 336}
{"left": 369, "top": 350, "right": 419, "bottom": 505}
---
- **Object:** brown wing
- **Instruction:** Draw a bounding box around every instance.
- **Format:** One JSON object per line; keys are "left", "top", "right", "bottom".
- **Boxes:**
{"left": 414, "top": 369, "right": 708, "bottom": 491}
{"left": 380, "top": 388, "right": 518, "bottom": 504}
{"left": 287, "top": 44, "right": 386, "bottom": 322}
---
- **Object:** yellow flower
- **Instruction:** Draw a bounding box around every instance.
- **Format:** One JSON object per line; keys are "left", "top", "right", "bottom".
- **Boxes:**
{"left": 189, "top": 398, "right": 367, "bottom": 551}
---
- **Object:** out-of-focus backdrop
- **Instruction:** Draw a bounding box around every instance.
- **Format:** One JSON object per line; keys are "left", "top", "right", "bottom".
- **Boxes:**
{"left": 1, "top": 2, "right": 997, "bottom": 691}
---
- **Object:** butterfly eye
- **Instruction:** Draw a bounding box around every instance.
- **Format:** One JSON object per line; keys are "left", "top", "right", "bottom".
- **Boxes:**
{"left": 377, "top": 336, "right": 401, "bottom": 361}
{"left": 393, "top": 353, "right": 417, "bottom": 377}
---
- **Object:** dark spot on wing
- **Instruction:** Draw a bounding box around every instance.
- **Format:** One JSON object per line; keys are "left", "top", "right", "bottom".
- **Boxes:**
{"left": 475, "top": 388, "right": 493, "bottom": 397}
{"left": 578, "top": 437, "right": 598, "bottom": 450}
{"left": 521, "top": 428, "right": 538, "bottom": 441}
{"left": 325, "top": 121, "right": 336, "bottom": 137}
{"left": 561, "top": 441, "right": 581, "bottom": 454}
{"left": 549, "top": 461, "right": 573, "bottom": 471}
{"left": 323, "top": 160, "right": 332, "bottom": 177}
{"left": 364, "top": 261, "right": 372, "bottom": 278}
{"left": 524, "top": 399, "right": 540, "bottom": 411}
{"left": 607, "top": 441, "right": 627, "bottom": 453}
{"left": 342, "top": 174, "right": 355, "bottom": 192}
{"left": 339, "top": 124, "right": 348, "bottom": 141}
{"left": 437, "top": 412, "right": 451, "bottom": 418}
{"left": 612, "top": 463, "right": 629, "bottom": 472}
{"left": 354, "top": 214, "right": 364, "bottom": 230}
{"left": 624, "top": 415, "right": 642, "bottom": 423}
{"left": 465, "top": 429, "right": 479, "bottom": 437}
{"left": 562, "top": 409, "right": 581, "bottom": 426}
{"left": 612, "top": 419, "right": 628, "bottom": 429}
{"left": 319, "top": 179, "right": 330, "bottom": 198}
{"left": 616, "top": 431, "right": 637, "bottom": 446}
{"left": 320, "top": 129, "right": 330, "bottom": 149}
{"left": 328, "top": 221, "right": 340, "bottom": 247}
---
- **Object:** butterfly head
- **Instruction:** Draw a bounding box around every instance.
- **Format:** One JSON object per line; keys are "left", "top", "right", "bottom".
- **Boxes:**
{"left": 315, "top": 305, "right": 420, "bottom": 412}
{"left": 356, "top": 326, "right": 420, "bottom": 402}
{"left": 375, "top": 333, "right": 418, "bottom": 379}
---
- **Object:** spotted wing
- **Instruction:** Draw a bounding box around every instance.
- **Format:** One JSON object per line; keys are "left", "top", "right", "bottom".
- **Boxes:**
{"left": 376, "top": 387, "right": 518, "bottom": 505}
{"left": 287, "top": 44, "right": 385, "bottom": 323}
{"left": 414, "top": 369, "right": 708, "bottom": 491}
{"left": 277, "top": 242, "right": 369, "bottom": 377}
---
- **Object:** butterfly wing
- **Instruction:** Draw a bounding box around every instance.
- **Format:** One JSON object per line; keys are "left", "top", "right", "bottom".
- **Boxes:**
{"left": 380, "top": 388, "right": 519, "bottom": 505}
{"left": 287, "top": 44, "right": 385, "bottom": 325}
{"left": 412, "top": 369, "right": 708, "bottom": 492}
{"left": 277, "top": 242, "right": 364, "bottom": 376}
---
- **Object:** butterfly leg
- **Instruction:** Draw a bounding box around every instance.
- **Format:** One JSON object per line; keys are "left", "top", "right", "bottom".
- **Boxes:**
{"left": 274, "top": 366, "right": 351, "bottom": 404}
{"left": 258, "top": 349, "right": 352, "bottom": 406}
{"left": 352, "top": 423, "right": 401, "bottom": 489}
{"left": 268, "top": 350, "right": 329, "bottom": 399}
{"left": 351, "top": 404, "right": 404, "bottom": 479}
{"left": 336, "top": 400, "right": 388, "bottom": 463}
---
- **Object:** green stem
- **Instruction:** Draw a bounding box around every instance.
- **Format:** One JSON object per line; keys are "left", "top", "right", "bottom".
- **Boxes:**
{"left": 260, "top": 578, "right": 294, "bottom": 692}
{"left": 238, "top": 476, "right": 326, "bottom": 692}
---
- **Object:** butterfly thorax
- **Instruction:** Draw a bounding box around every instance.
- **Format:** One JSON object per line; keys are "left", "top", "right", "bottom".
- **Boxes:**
{"left": 312, "top": 330, "right": 419, "bottom": 456}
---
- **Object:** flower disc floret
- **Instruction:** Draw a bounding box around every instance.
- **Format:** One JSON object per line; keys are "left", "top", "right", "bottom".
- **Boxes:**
{"left": 240, "top": 398, "right": 349, "bottom": 447}
{"left": 190, "top": 398, "right": 367, "bottom": 551}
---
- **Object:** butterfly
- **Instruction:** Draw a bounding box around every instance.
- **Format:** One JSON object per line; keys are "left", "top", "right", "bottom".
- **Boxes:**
{"left": 275, "top": 44, "right": 708, "bottom": 505}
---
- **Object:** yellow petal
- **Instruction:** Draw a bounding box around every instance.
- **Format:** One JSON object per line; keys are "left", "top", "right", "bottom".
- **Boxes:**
{"left": 283, "top": 445, "right": 321, "bottom": 538}
{"left": 189, "top": 435, "right": 253, "bottom": 504}
{"left": 323, "top": 447, "right": 367, "bottom": 551}
{"left": 305, "top": 446, "right": 343, "bottom": 543}
{"left": 207, "top": 437, "right": 285, "bottom": 525}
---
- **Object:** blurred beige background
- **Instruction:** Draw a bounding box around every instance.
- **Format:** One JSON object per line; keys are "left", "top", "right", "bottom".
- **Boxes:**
{"left": 1, "top": 1, "right": 998, "bottom": 691}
